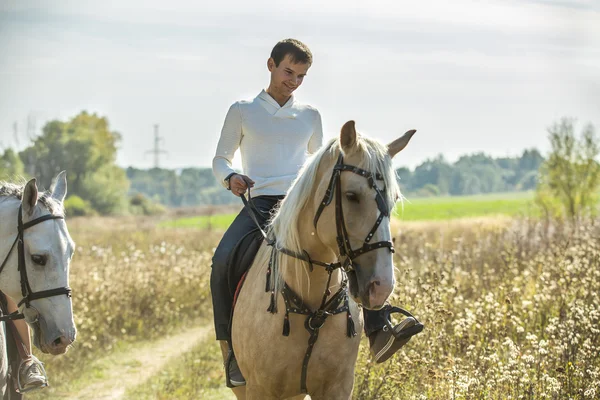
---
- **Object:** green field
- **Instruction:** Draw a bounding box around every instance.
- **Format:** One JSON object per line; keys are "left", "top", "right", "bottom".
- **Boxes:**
{"left": 161, "top": 191, "right": 535, "bottom": 229}
{"left": 395, "top": 191, "right": 534, "bottom": 221}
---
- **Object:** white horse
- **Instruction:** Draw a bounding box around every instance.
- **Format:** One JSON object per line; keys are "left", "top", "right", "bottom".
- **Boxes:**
{"left": 0, "top": 172, "right": 76, "bottom": 396}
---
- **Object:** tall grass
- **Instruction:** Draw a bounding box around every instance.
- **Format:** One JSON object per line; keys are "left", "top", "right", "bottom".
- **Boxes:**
{"left": 27, "top": 213, "right": 600, "bottom": 399}
{"left": 355, "top": 217, "right": 600, "bottom": 399}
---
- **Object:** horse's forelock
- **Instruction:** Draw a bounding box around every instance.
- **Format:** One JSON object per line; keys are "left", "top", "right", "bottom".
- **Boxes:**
{"left": 0, "top": 181, "right": 65, "bottom": 217}
{"left": 354, "top": 135, "right": 403, "bottom": 214}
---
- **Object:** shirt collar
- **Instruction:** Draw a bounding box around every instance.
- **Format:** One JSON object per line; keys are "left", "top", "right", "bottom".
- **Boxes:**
{"left": 257, "top": 89, "right": 295, "bottom": 110}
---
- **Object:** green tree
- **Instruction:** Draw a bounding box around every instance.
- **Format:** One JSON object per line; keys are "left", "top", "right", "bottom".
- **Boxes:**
{"left": 0, "top": 148, "right": 25, "bottom": 181}
{"left": 536, "top": 118, "right": 600, "bottom": 220}
{"left": 19, "top": 111, "right": 129, "bottom": 214}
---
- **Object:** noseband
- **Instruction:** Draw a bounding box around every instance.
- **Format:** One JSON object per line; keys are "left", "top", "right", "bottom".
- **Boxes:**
{"left": 0, "top": 205, "right": 72, "bottom": 321}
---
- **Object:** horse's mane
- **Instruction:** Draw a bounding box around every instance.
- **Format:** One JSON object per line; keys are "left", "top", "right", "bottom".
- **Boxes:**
{"left": 265, "top": 135, "right": 402, "bottom": 294}
{"left": 0, "top": 181, "right": 65, "bottom": 217}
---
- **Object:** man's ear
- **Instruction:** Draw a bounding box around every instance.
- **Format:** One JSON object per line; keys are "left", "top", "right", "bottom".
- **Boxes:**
{"left": 267, "top": 57, "right": 275, "bottom": 72}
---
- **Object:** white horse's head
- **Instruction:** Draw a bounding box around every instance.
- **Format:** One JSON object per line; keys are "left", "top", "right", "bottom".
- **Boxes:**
{"left": 0, "top": 172, "right": 76, "bottom": 355}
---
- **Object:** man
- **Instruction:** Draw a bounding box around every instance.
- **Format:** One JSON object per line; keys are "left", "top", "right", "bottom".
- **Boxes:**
{"left": 211, "top": 38, "right": 422, "bottom": 387}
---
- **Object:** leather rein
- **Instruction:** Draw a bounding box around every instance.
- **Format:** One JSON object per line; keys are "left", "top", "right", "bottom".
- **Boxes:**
{"left": 0, "top": 205, "right": 72, "bottom": 322}
{"left": 241, "top": 153, "right": 393, "bottom": 394}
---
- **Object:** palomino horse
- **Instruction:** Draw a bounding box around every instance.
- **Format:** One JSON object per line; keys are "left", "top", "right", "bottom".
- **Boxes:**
{"left": 0, "top": 172, "right": 76, "bottom": 396}
{"left": 231, "top": 121, "right": 415, "bottom": 399}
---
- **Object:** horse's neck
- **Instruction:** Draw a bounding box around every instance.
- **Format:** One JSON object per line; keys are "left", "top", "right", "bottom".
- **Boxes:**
{"left": 279, "top": 211, "right": 344, "bottom": 310}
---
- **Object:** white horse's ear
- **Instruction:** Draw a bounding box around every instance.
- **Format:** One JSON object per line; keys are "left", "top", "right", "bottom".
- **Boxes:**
{"left": 340, "top": 120, "right": 358, "bottom": 153}
{"left": 388, "top": 129, "right": 417, "bottom": 158}
{"left": 22, "top": 178, "right": 38, "bottom": 216}
{"left": 51, "top": 171, "right": 68, "bottom": 203}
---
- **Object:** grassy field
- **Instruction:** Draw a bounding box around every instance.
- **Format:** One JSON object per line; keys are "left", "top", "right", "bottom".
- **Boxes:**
{"left": 160, "top": 191, "right": 535, "bottom": 229}
{"left": 26, "top": 209, "right": 600, "bottom": 400}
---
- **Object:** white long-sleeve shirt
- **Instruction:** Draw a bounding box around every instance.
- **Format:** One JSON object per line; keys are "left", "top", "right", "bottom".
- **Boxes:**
{"left": 212, "top": 90, "right": 323, "bottom": 197}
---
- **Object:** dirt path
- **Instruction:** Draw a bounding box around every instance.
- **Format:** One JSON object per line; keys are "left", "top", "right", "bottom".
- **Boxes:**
{"left": 69, "top": 325, "right": 212, "bottom": 400}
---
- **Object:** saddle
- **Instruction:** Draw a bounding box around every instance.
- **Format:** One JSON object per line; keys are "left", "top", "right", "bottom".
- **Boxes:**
{"left": 226, "top": 228, "right": 265, "bottom": 306}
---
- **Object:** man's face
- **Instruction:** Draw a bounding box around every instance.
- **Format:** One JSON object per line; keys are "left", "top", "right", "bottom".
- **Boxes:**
{"left": 268, "top": 54, "right": 311, "bottom": 98}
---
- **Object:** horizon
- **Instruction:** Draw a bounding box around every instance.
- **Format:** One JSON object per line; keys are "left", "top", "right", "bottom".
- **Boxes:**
{"left": 1, "top": 0, "right": 598, "bottom": 171}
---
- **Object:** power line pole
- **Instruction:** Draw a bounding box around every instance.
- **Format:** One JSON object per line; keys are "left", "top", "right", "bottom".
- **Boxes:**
{"left": 145, "top": 124, "right": 167, "bottom": 168}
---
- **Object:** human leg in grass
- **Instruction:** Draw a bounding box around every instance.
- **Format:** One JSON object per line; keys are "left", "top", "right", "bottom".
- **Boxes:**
{"left": 6, "top": 296, "right": 48, "bottom": 392}
{"left": 364, "top": 305, "right": 424, "bottom": 363}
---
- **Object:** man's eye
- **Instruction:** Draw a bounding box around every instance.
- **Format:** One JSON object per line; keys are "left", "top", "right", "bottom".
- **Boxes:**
{"left": 31, "top": 255, "right": 47, "bottom": 266}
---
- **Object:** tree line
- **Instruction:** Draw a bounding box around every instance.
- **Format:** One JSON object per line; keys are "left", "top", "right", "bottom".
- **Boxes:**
{"left": 1, "top": 112, "right": 598, "bottom": 220}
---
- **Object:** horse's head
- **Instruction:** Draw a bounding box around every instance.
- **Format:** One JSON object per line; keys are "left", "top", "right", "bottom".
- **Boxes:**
{"left": 313, "top": 121, "right": 415, "bottom": 309}
{"left": 12, "top": 172, "right": 76, "bottom": 355}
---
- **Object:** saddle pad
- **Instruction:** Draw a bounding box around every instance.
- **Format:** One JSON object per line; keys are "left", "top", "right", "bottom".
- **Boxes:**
{"left": 226, "top": 228, "right": 264, "bottom": 299}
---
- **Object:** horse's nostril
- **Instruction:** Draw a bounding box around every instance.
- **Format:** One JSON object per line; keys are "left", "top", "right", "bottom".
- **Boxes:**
{"left": 53, "top": 337, "right": 62, "bottom": 346}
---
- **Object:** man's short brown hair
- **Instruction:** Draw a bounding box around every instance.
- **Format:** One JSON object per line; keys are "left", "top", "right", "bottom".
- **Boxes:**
{"left": 270, "top": 39, "right": 312, "bottom": 67}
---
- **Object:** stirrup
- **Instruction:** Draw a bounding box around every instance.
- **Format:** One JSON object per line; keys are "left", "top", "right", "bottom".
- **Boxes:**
{"left": 383, "top": 306, "right": 424, "bottom": 339}
{"left": 16, "top": 356, "right": 49, "bottom": 393}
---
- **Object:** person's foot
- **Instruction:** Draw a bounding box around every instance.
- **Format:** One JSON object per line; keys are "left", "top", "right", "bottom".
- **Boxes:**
{"left": 226, "top": 351, "right": 246, "bottom": 387}
{"left": 18, "top": 356, "right": 48, "bottom": 392}
{"left": 369, "top": 314, "right": 424, "bottom": 363}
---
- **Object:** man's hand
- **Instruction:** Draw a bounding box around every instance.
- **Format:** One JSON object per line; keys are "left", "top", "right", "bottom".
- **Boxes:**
{"left": 229, "top": 174, "right": 255, "bottom": 197}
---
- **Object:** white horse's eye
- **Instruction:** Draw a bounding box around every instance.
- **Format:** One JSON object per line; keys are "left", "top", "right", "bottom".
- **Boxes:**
{"left": 31, "top": 254, "right": 47, "bottom": 266}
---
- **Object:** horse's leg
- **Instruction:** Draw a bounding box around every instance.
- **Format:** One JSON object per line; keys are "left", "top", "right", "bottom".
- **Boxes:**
{"left": 231, "top": 386, "right": 246, "bottom": 400}
{"left": 245, "top": 385, "right": 278, "bottom": 400}
{"left": 311, "top": 386, "right": 353, "bottom": 400}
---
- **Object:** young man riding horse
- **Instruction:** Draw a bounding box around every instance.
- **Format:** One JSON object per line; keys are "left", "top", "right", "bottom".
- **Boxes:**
{"left": 210, "top": 38, "right": 423, "bottom": 387}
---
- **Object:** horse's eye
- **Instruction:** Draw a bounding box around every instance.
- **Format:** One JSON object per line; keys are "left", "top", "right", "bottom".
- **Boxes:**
{"left": 345, "top": 192, "right": 359, "bottom": 203}
{"left": 31, "top": 255, "right": 47, "bottom": 266}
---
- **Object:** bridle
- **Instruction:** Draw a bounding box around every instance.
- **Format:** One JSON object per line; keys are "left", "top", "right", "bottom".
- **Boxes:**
{"left": 0, "top": 205, "right": 72, "bottom": 322}
{"left": 313, "top": 153, "right": 394, "bottom": 271}
{"left": 241, "top": 151, "right": 395, "bottom": 394}
{"left": 245, "top": 153, "right": 394, "bottom": 273}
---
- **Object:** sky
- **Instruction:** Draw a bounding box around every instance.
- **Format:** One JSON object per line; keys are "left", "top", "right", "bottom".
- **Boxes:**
{"left": 0, "top": 0, "right": 599, "bottom": 171}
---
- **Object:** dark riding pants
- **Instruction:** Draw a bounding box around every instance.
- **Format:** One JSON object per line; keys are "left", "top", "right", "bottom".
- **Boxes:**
{"left": 211, "top": 196, "right": 282, "bottom": 341}
{"left": 210, "top": 196, "right": 388, "bottom": 341}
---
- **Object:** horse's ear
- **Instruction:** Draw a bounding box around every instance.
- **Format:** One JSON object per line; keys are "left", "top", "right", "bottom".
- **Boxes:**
{"left": 388, "top": 129, "right": 417, "bottom": 158}
{"left": 340, "top": 120, "right": 357, "bottom": 153}
{"left": 22, "top": 178, "right": 38, "bottom": 216}
{"left": 51, "top": 171, "right": 68, "bottom": 203}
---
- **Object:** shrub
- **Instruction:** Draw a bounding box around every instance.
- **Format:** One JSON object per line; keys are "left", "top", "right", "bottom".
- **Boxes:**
{"left": 64, "top": 195, "right": 96, "bottom": 216}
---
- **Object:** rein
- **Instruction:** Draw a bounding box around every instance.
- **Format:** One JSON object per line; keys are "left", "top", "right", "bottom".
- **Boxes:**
{"left": 0, "top": 205, "right": 72, "bottom": 322}
{"left": 239, "top": 153, "right": 393, "bottom": 394}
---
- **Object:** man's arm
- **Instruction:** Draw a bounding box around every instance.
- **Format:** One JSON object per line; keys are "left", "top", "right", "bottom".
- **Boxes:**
{"left": 212, "top": 103, "right": 243, "bottom": 188}
{"left": 307, "top": 110, "right": 323, "bottom": 154}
